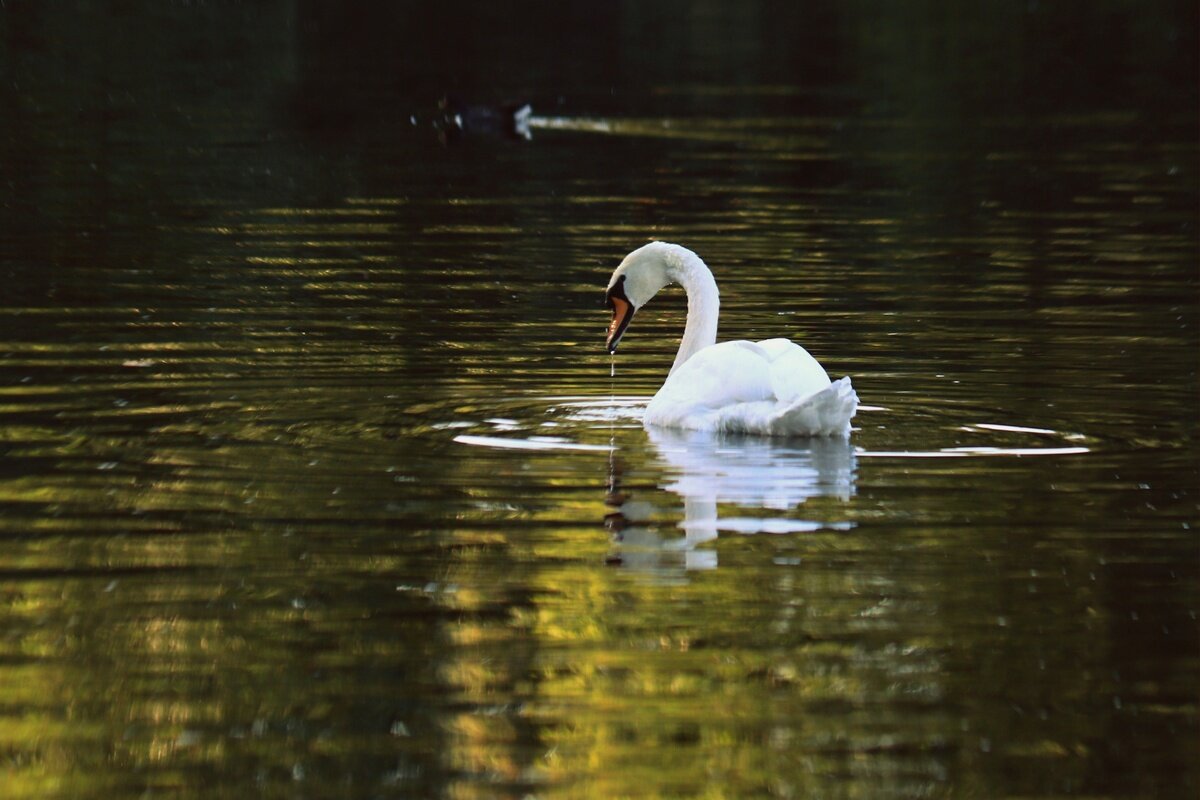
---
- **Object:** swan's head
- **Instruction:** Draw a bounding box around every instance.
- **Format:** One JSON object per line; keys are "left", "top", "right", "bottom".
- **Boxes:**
{"left": 604, "top": 242, "right": 677, "bottom": 353}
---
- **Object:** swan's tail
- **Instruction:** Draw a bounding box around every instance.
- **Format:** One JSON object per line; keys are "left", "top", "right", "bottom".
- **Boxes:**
{"left": 769, "top": 377, "right": 858, "bottom": 437}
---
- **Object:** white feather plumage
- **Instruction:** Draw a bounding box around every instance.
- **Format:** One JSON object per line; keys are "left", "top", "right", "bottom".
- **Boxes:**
{"left": 605, "top": 242, "right": 858, "bottom": 437}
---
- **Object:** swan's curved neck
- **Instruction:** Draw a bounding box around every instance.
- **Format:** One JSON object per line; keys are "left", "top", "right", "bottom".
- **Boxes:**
{"left": 667, "top": 248, "right": 719, "bottom": 374}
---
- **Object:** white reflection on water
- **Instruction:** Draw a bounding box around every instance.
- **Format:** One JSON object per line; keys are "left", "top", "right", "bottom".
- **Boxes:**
{"left": 857, "top": 420, "right": 1091, "bottom": 458}
{"left": 453, "top": 434, "right": 612, "bottom": 452}
{"left": 551, "top": 395, "right": 646, "bottom": 425}
{"left": 858, "top": 446, "right": 1090, "bottom": 458}
{"left": 609, "top": 427, "right": 857, "bottom": 572}
{"left": 451, "top": 399, "right": 1094, "bottom": 574}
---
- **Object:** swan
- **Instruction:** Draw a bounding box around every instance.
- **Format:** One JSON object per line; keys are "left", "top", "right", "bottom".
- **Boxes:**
{"left": 604, "top": 241, "right": 858, "bottom": 437}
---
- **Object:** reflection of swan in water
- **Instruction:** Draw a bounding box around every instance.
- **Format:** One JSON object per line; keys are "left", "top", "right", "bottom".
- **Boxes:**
{"left": 605, "top": 427, "right": 856, "bottom": 572}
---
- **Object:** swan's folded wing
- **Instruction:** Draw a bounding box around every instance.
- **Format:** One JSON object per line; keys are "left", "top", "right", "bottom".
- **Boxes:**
{"left": 756, "top": 338, "right": 832, "bottom": 403}
{"left": 648, "top": 342, "right": 774, "bottom": 426}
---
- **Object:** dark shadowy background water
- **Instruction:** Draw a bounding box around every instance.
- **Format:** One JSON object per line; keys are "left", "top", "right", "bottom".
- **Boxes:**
{"left": 1, "top": 2, "right": 1197, "bottom": 797}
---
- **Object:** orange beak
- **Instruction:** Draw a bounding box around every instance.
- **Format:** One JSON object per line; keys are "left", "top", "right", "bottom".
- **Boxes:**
{"left": 606, "top": 295, "right": 635, "bottom": 354}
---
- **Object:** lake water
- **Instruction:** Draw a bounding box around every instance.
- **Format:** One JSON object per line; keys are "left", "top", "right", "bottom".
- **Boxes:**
{"left": 1, "top": 4, "right": 1197, "bottom": 798}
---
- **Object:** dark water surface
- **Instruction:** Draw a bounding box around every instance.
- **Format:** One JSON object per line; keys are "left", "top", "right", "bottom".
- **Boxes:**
{"left": 1, "top": 4, "right": 1197, "bottom": 798}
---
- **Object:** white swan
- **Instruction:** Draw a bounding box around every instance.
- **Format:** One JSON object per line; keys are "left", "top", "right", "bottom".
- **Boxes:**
{"left": 605, "top": 242, "right": 858, "bottom": 437}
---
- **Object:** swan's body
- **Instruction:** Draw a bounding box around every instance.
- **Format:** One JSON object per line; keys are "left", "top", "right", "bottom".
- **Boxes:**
{"left": 605, "top": 242, "right": 857, "bottom": 437}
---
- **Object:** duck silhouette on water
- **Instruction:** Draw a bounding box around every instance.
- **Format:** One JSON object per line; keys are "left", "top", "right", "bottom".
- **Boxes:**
{"left": 430, "top": 96, "right": 532, "bottom": 142}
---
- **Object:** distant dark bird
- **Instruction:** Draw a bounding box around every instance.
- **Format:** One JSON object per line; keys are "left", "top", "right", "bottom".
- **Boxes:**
{"left": 432, "top": 96, "right": 532, "bottom": 142}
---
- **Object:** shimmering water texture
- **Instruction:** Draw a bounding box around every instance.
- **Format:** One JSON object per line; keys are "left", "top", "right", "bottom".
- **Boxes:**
{"left": 1, "top": 4, "right": 1198, "bottom": 799}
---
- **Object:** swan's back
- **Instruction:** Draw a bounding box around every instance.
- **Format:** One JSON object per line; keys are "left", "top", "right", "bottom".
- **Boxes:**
{"left": 644, "top": 339, "right": 857, "bottom": 437}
